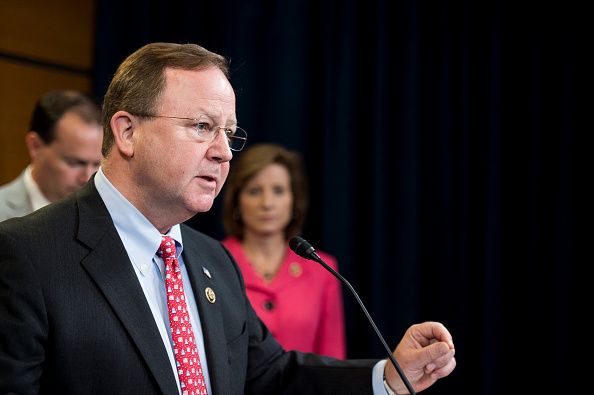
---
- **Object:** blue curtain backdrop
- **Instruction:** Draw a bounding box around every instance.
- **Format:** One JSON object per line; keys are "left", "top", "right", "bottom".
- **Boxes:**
{"left": 93, "top": 1, "right": 583, "bottom": 393}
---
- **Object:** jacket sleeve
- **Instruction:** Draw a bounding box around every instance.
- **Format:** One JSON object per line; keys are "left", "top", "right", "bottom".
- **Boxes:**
{"left": 214, "top": 242, "right": 376, "bottom": 394}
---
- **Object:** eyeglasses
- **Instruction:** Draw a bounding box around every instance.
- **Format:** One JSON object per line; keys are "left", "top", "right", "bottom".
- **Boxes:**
{"left": 139, "top": 114, "right": 247, "bottom": 151}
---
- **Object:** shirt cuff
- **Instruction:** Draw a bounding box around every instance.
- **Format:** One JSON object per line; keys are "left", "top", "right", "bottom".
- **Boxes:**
{"left": 372, "top": 359, "right": 390, "bottom": 394}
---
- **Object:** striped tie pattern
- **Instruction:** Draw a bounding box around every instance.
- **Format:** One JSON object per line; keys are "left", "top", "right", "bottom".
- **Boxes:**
{"left": 157, "top": 236, "right": 208, "bottom": 395}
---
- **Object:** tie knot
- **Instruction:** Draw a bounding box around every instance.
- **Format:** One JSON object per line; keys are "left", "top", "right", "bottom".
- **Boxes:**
{"left": 157, "top": 236, "right": 176, "bottom": 260}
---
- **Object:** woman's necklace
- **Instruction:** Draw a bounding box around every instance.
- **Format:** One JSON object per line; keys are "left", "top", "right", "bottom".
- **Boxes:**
{"left": 251, "top": 257, "right": 282, "bottom": 283}
{"left": 244, "top": 247, "right": 284, "bottom": 283}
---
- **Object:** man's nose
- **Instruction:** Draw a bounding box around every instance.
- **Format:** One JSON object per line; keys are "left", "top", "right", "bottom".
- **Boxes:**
{"left": 207, "top": 130, "right": 233, "bottom": 162}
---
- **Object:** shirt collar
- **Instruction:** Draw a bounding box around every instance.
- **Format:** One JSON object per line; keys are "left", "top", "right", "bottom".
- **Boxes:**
{"left": 94, "top": 167, "right": 183, "bottom": 269}
{"left": 23, "top": 164, "right": 52, "bottom": 211}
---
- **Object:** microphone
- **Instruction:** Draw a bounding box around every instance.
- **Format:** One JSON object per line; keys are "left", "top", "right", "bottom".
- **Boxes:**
{"left": 289, "top": 236, "right": 417, "bottom": 395}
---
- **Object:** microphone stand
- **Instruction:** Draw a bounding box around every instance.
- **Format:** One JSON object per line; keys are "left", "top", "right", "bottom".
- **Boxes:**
{"left": 312, "top": 255, "right": 417, "bottom": 395}
{"left": 289, "top": 237, "right": 416, "bottom": 395}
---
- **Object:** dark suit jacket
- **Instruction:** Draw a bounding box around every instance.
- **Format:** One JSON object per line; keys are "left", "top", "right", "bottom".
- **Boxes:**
{"left": 0, "top": 179, "right": 377, "bottom": 394}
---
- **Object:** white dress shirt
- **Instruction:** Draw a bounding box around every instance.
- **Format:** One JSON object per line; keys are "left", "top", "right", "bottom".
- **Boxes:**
{"left": 23, "top": 165, "right": 51, "bottom": 211}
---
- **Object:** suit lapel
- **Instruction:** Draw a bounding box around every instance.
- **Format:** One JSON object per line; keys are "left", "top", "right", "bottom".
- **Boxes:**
{"left": 75, "top": 181, "right": 179, "bottom": 395}
{"left": 182, "top": 233, "right": 231, "bottom": 394}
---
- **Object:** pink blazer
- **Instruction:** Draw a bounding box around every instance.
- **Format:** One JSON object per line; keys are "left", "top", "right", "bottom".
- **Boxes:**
{"left": 222, "top": 237, "right": 346, "bottom": 359}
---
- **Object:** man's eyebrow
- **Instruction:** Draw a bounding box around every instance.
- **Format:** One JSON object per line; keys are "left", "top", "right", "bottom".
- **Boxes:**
{"left": 199, "top": 113, "right": 239, "bottom": 127}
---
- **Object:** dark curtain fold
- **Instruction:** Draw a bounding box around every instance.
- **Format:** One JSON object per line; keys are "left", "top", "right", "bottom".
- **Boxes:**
{"left": 93, "top": 1, "right": 582, "bottom": 393}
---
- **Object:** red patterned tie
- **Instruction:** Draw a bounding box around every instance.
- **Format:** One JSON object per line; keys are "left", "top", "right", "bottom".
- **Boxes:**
{"left": 157, "top": 236, "right": 208, "bottom": 395}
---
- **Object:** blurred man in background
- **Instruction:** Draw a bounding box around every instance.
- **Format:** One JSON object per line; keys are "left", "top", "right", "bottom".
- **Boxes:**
{"left": 0, "top": 90, "right": 103, "bottom": 221}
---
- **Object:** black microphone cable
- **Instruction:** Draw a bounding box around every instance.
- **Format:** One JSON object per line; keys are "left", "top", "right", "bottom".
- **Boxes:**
{"left": 289, "top": 236, "right": 417, "bottom": 395}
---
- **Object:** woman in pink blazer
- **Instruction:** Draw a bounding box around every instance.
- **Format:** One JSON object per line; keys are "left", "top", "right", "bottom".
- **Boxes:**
{"left": 221, "top": 143, "right": 346, "bottom": 359}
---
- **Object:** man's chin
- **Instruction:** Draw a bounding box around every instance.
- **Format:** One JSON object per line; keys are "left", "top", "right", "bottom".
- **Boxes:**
{"left": 186, "top": 197, "right": 215, "bottom": 214}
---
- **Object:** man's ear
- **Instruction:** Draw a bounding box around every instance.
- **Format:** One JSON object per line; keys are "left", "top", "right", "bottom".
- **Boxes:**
{"left": 110, "top": 111, "right": 136, "bottom": 158}
{"left": 25, "top": 132, "right": 46, "bottom": 162}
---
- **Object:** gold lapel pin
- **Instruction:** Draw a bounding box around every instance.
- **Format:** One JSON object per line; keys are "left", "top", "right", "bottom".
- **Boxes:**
{"left": 289, "top": 262, "right": 302, "bottom": 277}
{"left": 205, "top": 287, "right": 216, "bottom": 303}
